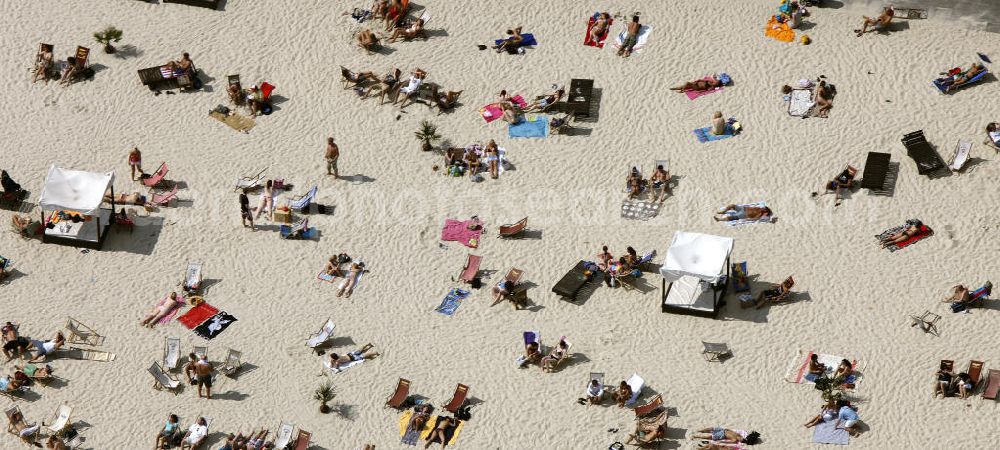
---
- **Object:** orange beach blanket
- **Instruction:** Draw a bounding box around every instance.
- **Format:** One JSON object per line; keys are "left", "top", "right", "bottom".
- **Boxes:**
{"left": 765, "top": 17, "right": 794, "bottom": 42}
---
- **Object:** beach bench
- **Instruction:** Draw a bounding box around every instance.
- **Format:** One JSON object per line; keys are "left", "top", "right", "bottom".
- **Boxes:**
{"left": 162, "top": 0, "right": 220, "bottom": 9}
{"left": 902, "top": 130, "right": 946, "bottom": 176}
{"left": 566, "top": 78, "right": 594, "bottom": 118}
{"left": 385, "top": 378, "right": 411, "bottom": 409}
{"left": 552, "top": 261, "right": 595, "bottom": 301}
{"left": 860, "top": 152, "right": 892, "bottom": 191}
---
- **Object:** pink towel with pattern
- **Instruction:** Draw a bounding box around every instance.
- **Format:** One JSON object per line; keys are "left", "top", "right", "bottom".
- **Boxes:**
{"left": 441, "top": 219, "right": 483, "bottom": 248}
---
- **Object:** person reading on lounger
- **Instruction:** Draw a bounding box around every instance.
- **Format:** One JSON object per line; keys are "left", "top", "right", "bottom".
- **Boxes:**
{"left": 670, "top": 76, "right": 722, "bottom": 92}
{"left": 494, "top": 26, "right": 524, "bottom": 54}
{"left": 934, "top": 361, "right": 953, "bottom": 397}
{"left": 857, "top": 7, "right": 893, "bottom": 36}
{"left": 33, "top": 46, "right": 53, "bottom": 84}
{"left": 692, "top": 427, "right": 745, "bottom": 443}
{"left": 141, "top": 292, "right": 181, "bottom": 328}
{"left": 614, "top": 380, "right": 633, "bottom": 407}
{"left": 328, "top": 344, "right": 380, "bottom": 370}
{"left": 714, "top": 204, "right": 772, "bottom": 222}
{"left": 943, "top": 284, "right": 983, "bottom": 312}
{"left": 618, "top": 16, "right": 641, "bottom": 57}
{"left": 540, "top": 339, "right": 568, "bottom": 372}
{"left": 357, "top": 28, "right": 380, "bottom": 51}
{"left": 589, "top": 12, "right": 611, "bottom": 43}
{"left": 424, "top": 416, "right": 456, "bottom": 449}
{"left": 880, "top": 219, "right": 923, "bottom": 248}
{"left": 179, "top": 417, "right": 209, "bottom": 449}
{"left": 388, "top": 19, "right": 424, "bottom": 43}
{"left": 27, "top": 332, "right": 64, "bottom": 363}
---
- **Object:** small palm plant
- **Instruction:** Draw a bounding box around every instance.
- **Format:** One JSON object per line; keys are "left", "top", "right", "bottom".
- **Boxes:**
{"left": 94, "top": 26, "right": 124, "bottom": 54}
{"left": 414, "top": 120, "right": 441, "bottom": 151}
{"left": 314, "top": 382, "right": 337, "bottom": 413}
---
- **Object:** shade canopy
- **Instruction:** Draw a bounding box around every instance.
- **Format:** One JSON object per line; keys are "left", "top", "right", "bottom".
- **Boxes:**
{"left": 38, "top": 165, "right": 114, "bottom": 215}
{"left": 659, "top": 231, "right": 734, "bottom": 284}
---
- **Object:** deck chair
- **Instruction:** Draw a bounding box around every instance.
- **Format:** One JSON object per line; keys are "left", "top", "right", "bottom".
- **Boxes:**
{"left": 65, "top": 317, "right": 104, "bottom": 346}
{"left": 545, "top": 336, "right": 573, "bottom": 371}
{"left": 491, "top": 268, "right": 526, "bottom": 306}
{"left": 443, "top": 383, "right": 469, "bottom": 413}
{"left": 755, "top": 276, "right": 794, "bottom": 309}
{"left": 181, "top": 261, "right": 203, "bottom": 294}
{"left": 306, "top": 318, "right": 336, "bottom": 349}
{"left": 498, "top": 217, "right": 527, "bottom": 238}
{"left": 968, "top": 360, "right": 985, "bottom": 390}
{"left": 142, "top": 162, "right": 169, "bottom": 188}
{"left": 150, "top": 184, "right": 179, "bottom": 207}
{"left": 633, "top": 394, "right": 663, "bottom": 418}
{"left": 5, "top": 405, "right": 35, "bottom": 442}
{"left": 62, "top": 46, "right": 90, "bottom": 85}
{"left": 149, "top": 362, "right": 181, "bottom": 393}
{"left": 910, "top": 310, "right": 942, "bottom": 335}
{"left": 234, "top": 168, "right": 266, "bottom": 192}
{"left": 292, "top": 430, "right": 312, "bottom": 450}
{"left": 860, "top": 152, "right": 892, "bottom": 191}
{"left": 289, "top": 186, "right": 318, "bottom": 212}
{"left": 280, "top": 218, "right": 316, "bottom": 239}
{"left": 950, "top": 140, "right": 972, "bottom": 172}
{"left": 983, "top": 369, "right": 1000, "bottom": 400}
{"left": 625, "top": 373, "right": 645, "bottom": 406}
{"left": 45, "top": 404, "right": 72, "bottom": 436}
{"left": 701, "top": 341, "right": 732, "bottom": 362}
{"left": 192, "top": 346, "right": 208, "bottom": 361}
{"left": 228, "top": 74, "right": 245, "bottom": 105}
{"left": 219, "top": 349, "right": 242, "bottom": 377}
{"left": 457, "top": 254, "right": 482, "bottom": 283}
{"left": 163, "top": 337, "right": 181, "bottom": 370}
{"left": 549, "top": 114, "right": 573, "bottom": 135}
{"left": 274, "top": 422, "right": 295, "bottom": 449}
{"left": 385, "top": 378, "right": 411, "bottom": 409}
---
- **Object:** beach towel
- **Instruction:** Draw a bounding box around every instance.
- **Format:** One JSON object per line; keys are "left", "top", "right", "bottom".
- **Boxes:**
{"left": 788, "top": 89, "right": 815, "bottom": 117}
{"left": 611, "top": 25, "right": 652, "bottom": 54}
{"left": 786, "top": 351, "right": 864, "bottom": 388}
{"left": 720, "top": 201, "right": 775, "bottom": 227}
{"left": 324, "top": 357, "right": 363, "bottom": 374}
{"left": 812, "top": 418, "right": 850, "bottom": 445}
{"left": 765, "top": 16, "right": 795, "bottom": 42}
{"left": 479, "top": 96, "right": 526, "bottom": 122}
{"left": 399, "top": 410, "right": 434, "bottom": 445}
{"left": 876, "top": 221, "right": 933, "bottom": 252}
{"left": 693, "top": 125, "right": 735, "bottom": 143}
{"left": 153, "top": 294, "right": 184, "bottom": 326}
{"left": 685, "top": 77, "right": 724, "bottom": 100}
{"left": 177, "top": 303, "right": 219, "bottom": 329}
{"left": 584, "top": 14, "right": 613, "bottom": 48}
{"left": 435, "top": 288, "right": 470, "bottom": 316}
{"left": 441, "top": 219, "right": 483, "bottom": 248}
{"left": 193, "top": 311, "right": 237, "bottom": 340}
{"left": 494, "top": 33, "right": 537, "bottom": 48}
{"left": 209, "top": 111, "right": 255, "bottom": 133}
{"left": 732, "top": 261, "right": 750, "bottom": 292}
{"left": 621, "top": 199, "right": 661, "bottom": 221}
{"left": 509, "top": 115, "right": 548, "bottom": 138}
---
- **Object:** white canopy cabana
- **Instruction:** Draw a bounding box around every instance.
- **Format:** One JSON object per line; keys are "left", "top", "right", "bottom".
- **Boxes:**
{"left": 660, "top": 231, "right": 734, "bottom": 318}
{"left": 39, "top": 165, "right": 116, "bottom": 249}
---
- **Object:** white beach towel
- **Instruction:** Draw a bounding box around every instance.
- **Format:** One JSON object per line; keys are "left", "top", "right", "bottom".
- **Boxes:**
{"left": 788, "top": 89, "right": 814, "bottom": 117}
{"left": 611, "top": 25, "right": 653, "bottom": 53}
{"left": 719, "top": 201, "right": 775, "bottom": 227}
{"left": 324, "top": 358, "right": 364, "bottom": 374}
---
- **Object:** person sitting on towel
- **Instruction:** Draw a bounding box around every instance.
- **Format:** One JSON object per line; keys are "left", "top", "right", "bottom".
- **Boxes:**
{"left": 324, "top": 255, "right": 347, "bottom": 278}
{"left": 710, "top": 111, "right": 727, "bottom": 135}
{"left": 835, "top": 400, "right": 860, "bottom": 436}
{"left": 857, "top": 6, "right": 893, "bottom": 36}
{"left": 626, "top": 167, "right": 644, "bottom": 200}
{"left": 329, "top": 344, "right": 380, "bottom": 369}
{"left": 713, "top": 204, "right": 772, "bottom": 222}
{"left": 670, "top": 76, "right": 722, "bottom": 92}
{"left": 880, "top": 219, "right": 923, "bottom": 248}
{"left": 808, "top": 353, "right": 827, "bottom": 377}
{"left": 493, "top": 26, "right": 524, "bottom": 54}
{"left": 833, "top": 359, "right": 856, "bottom": 387}
{"left": 140, "top": 292, "right": 181, "bottom": 328}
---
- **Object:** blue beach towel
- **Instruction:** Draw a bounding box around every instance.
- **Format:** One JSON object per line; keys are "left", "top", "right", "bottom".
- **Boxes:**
{"left": 509, "top": 115, "right": 548, "bottom": 138}
{"left": 694, "top": 126, "right": 734, "bottom": 143}
{"left": 495, "top": 33, "right": 537, "bottom": 48}
{"left": 435, "top": 288, "right": 470, "bottom": 316}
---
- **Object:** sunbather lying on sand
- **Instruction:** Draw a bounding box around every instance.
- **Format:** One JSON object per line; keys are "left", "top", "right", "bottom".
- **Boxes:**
{"left": 671, "top": 77, "right": 722, "bottom": 92}
{"left": 389, "top": 19, "right": 424, "bottom": 42}
{"left": 105, "top": 191, "right": 152, "bottom": 209}
{"left": 337, "top": 262, "right": 365, "bottom": 297}
{"left": 357, "top": 28, "right": 380, "bottom": 51}
{"left": 856, "top": 7, "right": 893, "bottom": 36}
{"left": 692, "top": 427, "right": 743, "bottom": 443}
{"left": 408, "top": 404, "right": 432, "bottom": 431}
{"left": 329, "top": 343, "right": 380, "bottom": 369}
{"left": 939, "top": 63, "right": 986, "bottom": 92}
{"left": 424, "top": 416, "right": 456, "bottom": 449}
{"left": 714, "top": 204, "right": 772, "bottom": 222}
{"left": 27, "top": 332, "right": 64, "bottom": 363}
{"left": 880, "top": 219, "right": 923, "bottom": 247}
{"left": 141, "top": 292, "right": 181, "bottom": 328}
{"left": 618, "top": 16, "right": 641, "bottom": 57}
{"left": 493, "top": 26, "right": 524, "bottom": 54}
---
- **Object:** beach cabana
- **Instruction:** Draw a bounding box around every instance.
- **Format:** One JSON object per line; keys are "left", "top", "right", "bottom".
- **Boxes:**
{"left": 38, "top": 165, "right": 115, "bottom": 250}
{"left": 660, "top": 231, "right": 733, "bottom": 318}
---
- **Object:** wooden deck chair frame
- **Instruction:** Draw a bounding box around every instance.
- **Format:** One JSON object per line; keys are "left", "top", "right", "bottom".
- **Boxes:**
{"left": 65, "top": 317, "right": 104, "bottom": 346}
{"left": 498, "top": 217, "right": 528, "bottom": 238}
{"left": 443, "top": 383, "right": 469, "bottom": 413}
{"left": 220, "top": 348, "right": 242, "bottom": 377}
{"left": 633, "top": 393, "right": 663, "bottom": 418}
{"left": 292, "top": 429, "right": 312, "bottom": 450}
{"left": 149, "top": 362, "right": 181, "bottom": 394}
{"left": 306, "top": 318, "right": 336, "bottom": 350}
{"left": 234, "top": 168, "right": 266, "bottom": 192}
{"left": 701, "top": 341, "right": 732, "bottom": 362}
{"left": 910, "top": 310, "right": 942, "bottom": 336}
{"left": 982, "top": 369, "right": 1000, "bottom": 400}
{"left": 163, "top": 337, "right": 181, "bottom": 371}
{"left": 45, "top": 404, "right": 72, "bottom": 437}
{"left": 385, "top": 378, "right": 411, "bottom": 409}
{"left": 274, "top": 421, "right": 295, "bottom": 449}
{"left": 62, "top": 46, "right": 90, "bottom": 85}
{"left": 5, "top": 405, "right": 28, "bottom": 439}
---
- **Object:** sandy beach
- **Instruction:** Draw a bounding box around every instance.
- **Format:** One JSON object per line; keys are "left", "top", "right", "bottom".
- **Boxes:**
{"left": 3, "top": 0, "right": 1000, "bottom": 448}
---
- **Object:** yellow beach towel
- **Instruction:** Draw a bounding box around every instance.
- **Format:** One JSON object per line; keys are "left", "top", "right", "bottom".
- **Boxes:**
{"left": 209, "top": 111, "right": 255, "bottom": 133}
{"left": 398, "top": 411, "right": 465, "bottom": 445}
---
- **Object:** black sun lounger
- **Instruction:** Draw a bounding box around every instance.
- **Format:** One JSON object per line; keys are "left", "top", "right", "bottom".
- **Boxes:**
{"left": 860, "top": 152, "right": 891, "bottom": 190}
{"left": 552, "top": 261, "right": 594, "bottom": 301}
{"left": 902, "top": 130, "right": 946, "bottom": 176}
{"left": 163, "top": 0, "right": 220, "bottom": 9}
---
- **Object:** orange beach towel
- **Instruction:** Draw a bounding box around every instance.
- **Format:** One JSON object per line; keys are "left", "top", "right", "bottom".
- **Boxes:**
{"left": 765, "top": 17, "right": 795, "bottom": 42}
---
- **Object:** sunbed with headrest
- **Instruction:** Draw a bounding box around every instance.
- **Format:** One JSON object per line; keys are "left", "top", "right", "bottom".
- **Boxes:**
{"left": 934, "top": 66, "right": 990, "bottom": 94}
{"left": 293, "top": 430, "right": 312, "bottom": 450}
{"left": 625, "top": 373, "right": 644, "bottom": 406}
{"left": 902, "top": 130, "right": 946, "bottom": 175}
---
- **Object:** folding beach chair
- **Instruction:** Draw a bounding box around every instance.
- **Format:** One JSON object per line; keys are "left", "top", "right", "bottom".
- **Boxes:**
{"left": 457, "top": 254, "right": 481, "bottom": 283}
{"left": 625, "top": 373, "right": 644, "bottom": 406}
{"left": 5, "top": 405, "right": 35, "bottom": 442}
{"left": 968, "top": 360, "right": 985, "bottom": 391}
{"left": 950, "top": 140, "right": 972, "bottom": 172}
{"left": 443, "top": 383, "right": 469, "bottom": 413}
{"left": 163, "top": 337, "right": 181, "bottom": 371}
{"left": 65, "top": 317, "right": 104, "bottom": 346}
{"left": 274, "top": 422, "right": 295, "bottom": 449}
{"left": 491, "top": 268, "right": 526, "bottom": 307}
{"left": 545, "top": 336, "right": 573, "bottom": 371}
{"left": 498, "top": 217, "right": 527, "bottom": 238}
{"left": 149, "top": 362, "right": 181, "bottom": 393}
{"left": 910, "top": 310, "right": 942, "bottom": 336}
{"left": 280, "top": 218, "right": 316, "bottom": 239}
{"left": 306, "top": 318, "right": 336, "bottom": 350}
{"left": 633, "top": 394, "right": 663, "bottom": 418}
{"left": 234, "top": 168, "right": 266, "bottom": 192}
{"left": 62, "top": 46, "right": 90, "bottom": 85}
{"left": 181, "top": 260, "right": 203, "bottom": 294}
{"left": 385, "top": 378, "right": 411, "bottom": 409}
{"left": 293, "top": 430, "right": 312, "bottom": 450}
{"left": 982, "top": 369, "right": 1000, "bottom": 400}
{"left": 45, "top": 404, "right": 72, "bottom": 436}
{"left": 289, "top": 186, "right": 318, "bottom": 212}
{"left": 219, "top": 348, "right": 243, "bottom": 377}
{"left": 142, "top": 162, "right": 169, "bottom": 188}
{"left": 150, "top": 184, "right": 179, "bottom": 207}
{"left": 228, "top": 74, "right": 245, "bottom": 105}
{"left": 755, "top": 276, "right": 794, "bottom": 309}
{"left": 192, "top": 346, "right": 208, "bottom": 361}
{"left": 701, "top": 341, "right": 732, "bottom": 362}
{"left": 548, "top": 114, "right": 572, "bottom": 135}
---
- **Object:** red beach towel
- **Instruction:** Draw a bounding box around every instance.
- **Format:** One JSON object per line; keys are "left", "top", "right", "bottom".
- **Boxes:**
{"left": 178, "top": 303, "right": 219, "bottom": 329}
{"left": 685, "top": 77, "right": 724, "bottom": 100}
{"left": 441, "top": 219, "right": 483, "bottom": 248}
{"left": 584, "top": 16, "right": 613, "bottom": 48}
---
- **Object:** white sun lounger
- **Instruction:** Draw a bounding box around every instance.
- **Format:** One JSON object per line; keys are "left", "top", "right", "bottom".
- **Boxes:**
{"left": 274, "top": 421, "right": 295, "bottom": 448}
{"left": 307, "top": 318, "right": 336, "bottom": 349}
{"left": 45, "top": 404, "right": 73, "bottom": 435}
{"left": 951, "top": 140, "right": 972, "bottom": 172}
{"left": 182, "top": 261, "right": 203, "bottom": 292}
{"left": 149, "top": 362, "right": 181, "bottom": 393}
{"left": 163, "top": 337, "right": 181, "bottom": 370}
{"left": 625, "top": 373, "right": 645, "bottom": 406}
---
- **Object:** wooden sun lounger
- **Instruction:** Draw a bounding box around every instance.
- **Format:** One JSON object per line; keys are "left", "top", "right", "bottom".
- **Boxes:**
{"left": 443, "top": 383, "right": 469, "bottom": 413}
{"left": 385, "top": 378, "right": 410, "bottom": 409}
{"left": 552, "top": 261, "right": 595, "bottom": 301}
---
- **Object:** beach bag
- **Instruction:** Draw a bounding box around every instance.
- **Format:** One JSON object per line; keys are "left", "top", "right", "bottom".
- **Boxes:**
{"left": 470, "top": 277, "right": 482, "bottom": 289}
{"left": 951, "top": 302, "right": 967, "bottom": 313}
{"left": 455, "top": 406, "right": 472, "bottom": 421}
{"left": 719, "top": 73, "right": 732, "bottom": 85}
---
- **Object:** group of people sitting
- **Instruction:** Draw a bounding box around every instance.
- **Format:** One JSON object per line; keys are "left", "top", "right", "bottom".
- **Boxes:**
{"left": 322, "top": 253, "right": 366, "bottom": 297}
{"left": 493, "top": 86, "right": 566, "bottom": 126}
{"left": 227, "top": 82, "right": 272, "bottom": 117}
{"left": 625, "top": 165, "right": 671, "bottom": 202}
{"left": 808, "top": 356, "right": 858, "bottom": 388}
{"left": 803, "top": 399, "right": 862, "bottom": 436}
{"left": 518, "top": 337, "right": 569, "bottom": 372}
{"left": 8, "top": 407, "right": 68, "bottom": 448}
{"left": 2, "top": 323, "right": 64, "bottom": 364}
{"left": 934, "top": 361, "right": 976, "bottom": 399}
{"left": 345, "top": 67, "right": 463, "bottom": 111}
{"left": 595, "top": 246, "right": 645, "bottom": 288}
{"left": 32, "top": 45, "right": 86, "bottom": 86}
{"left": 154, "top": 414, "right": 209, "bottom": 450}
{"left": 443, "top": 141, "right": 503, "bottom": 179}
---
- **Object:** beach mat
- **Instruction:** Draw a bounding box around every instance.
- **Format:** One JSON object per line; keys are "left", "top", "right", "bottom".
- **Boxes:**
{"left": 876, "top": 221, "right": 933, "bottom": 252}
{"left": 435, "top": 288, "right": 470, "bottom": 316}
{"left": 399, "top": 410, "right": 434, "bottom": 445}
{"left": 621, "top": 199, "right": 661, "bottom": 220}
{"left": 480, "top": 96, "right": 526, "bottom": 123}
{"left": 611, "top": 25, "right": 652, "bottom": 53}
{"left": 813, "top": 419, "right": 850, "bottom": 445}
{"left": 788, "top": 89, "right": 814, "bottom": 117}
{"left": 720, "top": 201, "right": 775, "bottom": 227}
{"left": 786, "top": 351, "right": 864, "bottom": 388}
{"left": 153, "top": 294, "right": 184, "bottom": 326}
{"left": 209, "top": 111, "right": 255, "bottom": 133}
{"left": 441, "top": 219, "right": 483, "bottom": 248}
{"left": 494, "top": 33, "right": 537, "bottom": 48}
{"left": 177, "top": 303, "right": 219, "bottom": 329}
{"left": 57, "top": 347, "right": 116, "bottom": 362}
{"left": 584, "top": 15, "right": 613, "bottom": 48}
{"left": 685, "top": 77, "right": 723, "bottom": 100}
{"left": 509, "top": 115, "right": 548, "bottom": 138}
{"left": 694, "top": 126, "right": 735, "bottom": 143}
{"left": 193, "top": 311, "right": 237, "bottom": 340}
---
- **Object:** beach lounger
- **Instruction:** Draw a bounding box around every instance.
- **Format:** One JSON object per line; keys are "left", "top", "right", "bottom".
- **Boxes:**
{"left": 150, "top": 184, "right": 179, "bottom": 207}
{"left": 625, "top": 373, "right": 645, "bottom": 407}
{"left": 950, "top": 140, "right": 972, "bottom": 172}
{"left": 443, "top": 383, "right": 469, "bottom": 413}
{"left": 65, "top": 317, "right": 104, "bottom": 346}
{"left": 491, "top": 268, "right": 526, "bottom": 306}
{"left": 149, "top": 362, "right": 181, "bottom": 393}
{"left": 306, "top": 318, "right": 336, "bottom": 350}
{"left": 45, "top": 404, "right": 72, "bottom": 436}
{"left": 702, "top": 341, "right": 732, "bottom": 362}
{"left": 902, "top": 130, "right": 946, "bottom": 175}
{"left": 552, "top": 261, "right": 596, "bottom": 301}
{"left": 341, "top": 66, "right": 372, "bottom": 88}
{"left": 498, "top": 217, "right": 527, "bottom": 238}
{"left": 633, "top": 394, "right": 663, "bottom": 418}
{"left": 982, "top": 369, "right": 1000, "bottom": 400}
{"left": 142, "top": 162, "right": 169, "bottom": 188}
{"left": 860, "top": 151, "right": 892, "bottom": 191}
{"left": 289, "top": 186, "right": 318, "bottom": 212}
{"left": 280, "top": 218, "right": 316, "bottom": 240}
{"left": 909, "top": 310, "right": 942, "bottom": 335}
{"left": 755, "top": 276, "right": 794, "bottom": 309}
{"left": 457, "top": 254, "right": 481, "bottom": 284}
{"left": 181, "top": 261, "right": 203, "bottom": 294}
{"left": 234, "top": 168, "right": 266, "bottom": 192}
{"left": 162, "top": 0, "right": 221, "bottom": 10}
{"left": 163, "top": 337, "right": 181, "bottom": 371}
{"left": 219, "top": 348, "right": 242, "bottom": 377}
{"left": 57, "top": 347, "right": 116, "bottom": 362}
{"left": 274, "top": 422, "right": 295, "bottom": 449}
{"left": 292, "top": 430, "right": 311, "bottom": 450}
{"left": 385, "top": 378, "right": 411, "bottom": 409}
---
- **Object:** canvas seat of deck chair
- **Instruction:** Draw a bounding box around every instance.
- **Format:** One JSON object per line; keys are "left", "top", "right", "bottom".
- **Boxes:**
{"left": 625, "top": 373, "right": 645, "bottom": 406}
{"left": 307, "top": 318, "right": 336, "bottom": 349}
{"left": 220, "top": 348, "right": 242, "bottom": 376}
{"left": 385, "top": 378, "right": 411, "bottom": 409}
{"left": 148, "top": 362, "right": 181, "bottom": 393}
{"left": 457, "top": 254, "right": 481, "bottom": 283}
{"left": 498, "top": 217, "right": 527, "bottom": 238}
{"left": 65, "top": 317, "right": 104, "bottom": 346}
{"left": 183, "top": 261, "right": 203, "bottom": 292}
{"left": 633, "top": 393, "right": 663, "bottom": 418}
{"left": 443, "top": 383, "right": 469, "bottom": 413}
{"left": 163, "top": 337, "right": 181, "bottom": 371}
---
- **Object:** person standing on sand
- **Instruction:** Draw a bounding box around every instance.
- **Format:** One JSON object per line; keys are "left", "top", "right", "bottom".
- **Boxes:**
{"left": 128, "top": 147, "right": 142, "bottom": 181}
{"left": 194, "top": 354, "right": 214, "bottom": 399}
{"left": 326, "top": 137, "right": 340, "bottom": 178}
{"left": 239, "top": 191, "right": 255, "bottom": 231}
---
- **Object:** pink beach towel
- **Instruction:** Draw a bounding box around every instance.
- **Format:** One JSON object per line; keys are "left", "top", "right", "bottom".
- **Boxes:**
{"left": 154, "top": 294, "right": 184, "bottom": 325}
{"left": 441, "top": 218, "right": 483, "bottom": 248}
{"left": 684, "top": 77, "right": 723, "bottom": 100}
{"left": 480, "top": 96, "right": 527, "bottom": 123}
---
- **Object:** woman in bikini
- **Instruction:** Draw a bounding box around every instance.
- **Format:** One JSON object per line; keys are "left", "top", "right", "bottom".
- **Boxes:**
{"left": 128, "top": 147, "right": 142, "bottom": 180}
{"left": 337, "top": 261, "right": 365, "bottom": 297}
{"left": 670, "top": 77, "right": 722, "bottom": 92}
{"left": 614, "top": 380, "right": 632, "bottom": 407}
{"left": 141, "top": 292, "right": 180, "bottom": 328}
{"left": 388, "top": 19, "right": 424, "bottom": 42}
{"left": 484, "top": 140, "right": 500, "bottom": 179}
{"left": 880, "top": 220, "right": 923, "bottom": 247}
{"left": 254, "top": 180, "right": 274, "bottom": 221}
{"left": 463, "top": 149, "right": 481, "bottom": 178}
{"left": 589, "top": 13, "right": 611, "bottom": 43}
{"left": 540, "top": 340, "right": 568, "bottom": 372}
{"left": 424, "top": 417, "right": 455, "bottom": 449}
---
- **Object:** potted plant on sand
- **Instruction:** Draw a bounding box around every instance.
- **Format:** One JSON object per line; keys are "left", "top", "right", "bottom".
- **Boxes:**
{"left": 94, "top": 26, "right": 124, "bottom": 54}
{"left": 314, "top": 382, "right": 336, "bottom": 414}
{"left": 414, "top": 120, "right": 441, "bottom": 152}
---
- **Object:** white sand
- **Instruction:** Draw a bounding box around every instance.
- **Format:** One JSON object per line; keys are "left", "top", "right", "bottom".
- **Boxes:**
{"left": 3, "top": 0, "right": 1000, "bottom": 448}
